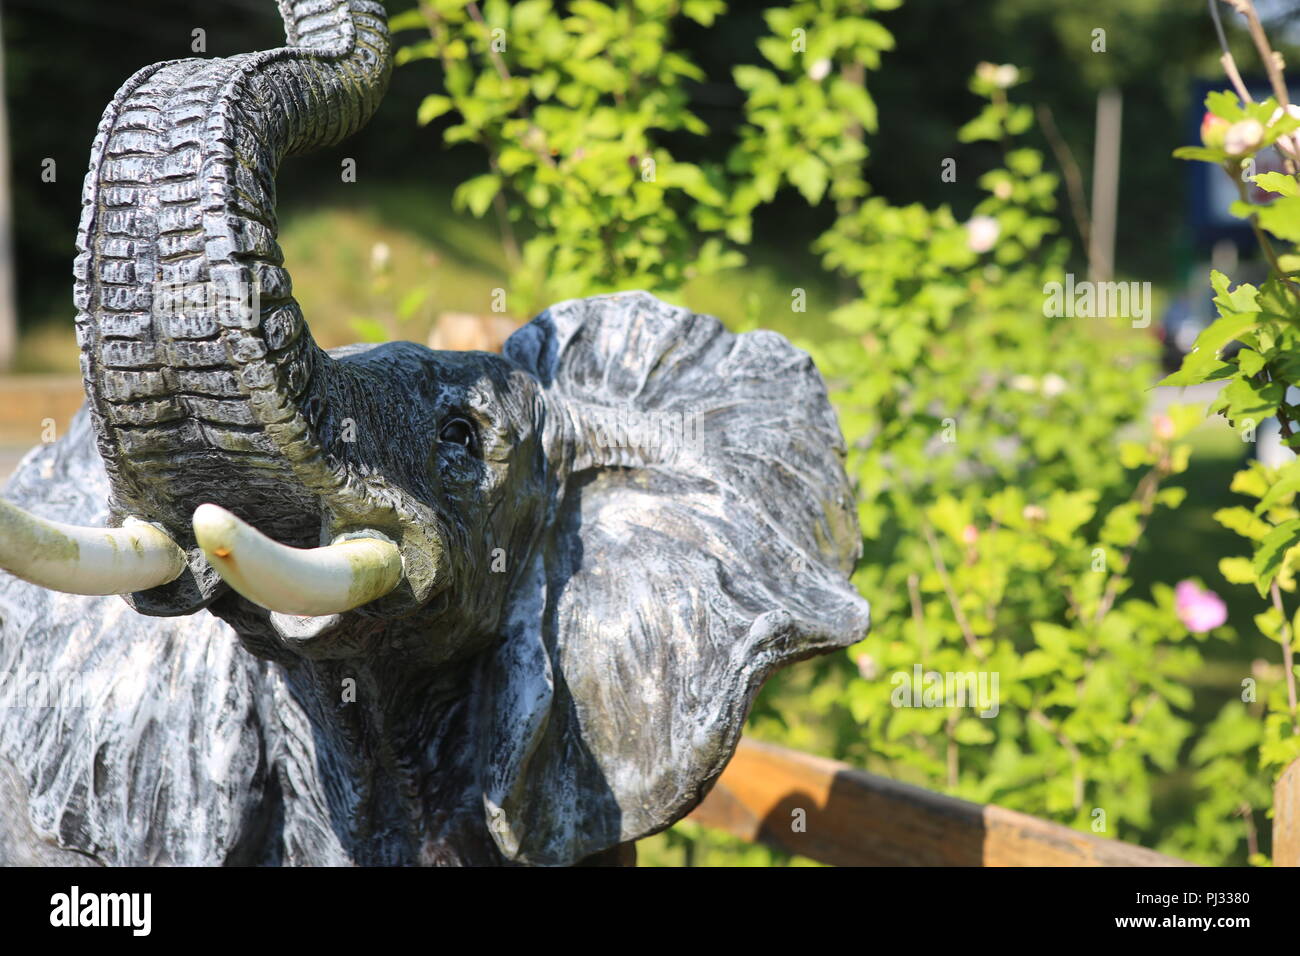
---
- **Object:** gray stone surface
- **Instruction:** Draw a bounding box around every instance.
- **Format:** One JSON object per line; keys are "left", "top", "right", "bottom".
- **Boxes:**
{"left": 0, "top": 1, "right": 869, "bottom": 866}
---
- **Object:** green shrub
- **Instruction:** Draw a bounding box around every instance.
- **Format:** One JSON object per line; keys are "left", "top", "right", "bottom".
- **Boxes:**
{"left": 723, "top": 3, "right": 1231, "bottom": 863}
{"left": 392, "top": 0, "right": 739, "bottom": 317}
{"left": 1165, "top": 22, "right": 1300, "bottom": 863}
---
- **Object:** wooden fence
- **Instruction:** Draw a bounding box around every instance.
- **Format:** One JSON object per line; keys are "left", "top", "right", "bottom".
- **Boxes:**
{"left": 0, "top": 375, "right": 82, "bottom": 483}
{"left": 690, "top": 737, "right": 1300, "bottom": 867}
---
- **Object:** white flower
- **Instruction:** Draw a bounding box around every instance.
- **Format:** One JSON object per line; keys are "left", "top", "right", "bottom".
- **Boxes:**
{"left": 807, "top": 58, "right": 832, "bottom": 82}
{"left": 1224, "top": 118, "right": 1264, "bottom": 157}
{"left": 993, "top": 65, "right": 1019, "bottom": 89}
{"left": 966, "top": 215, "right": 1000, "bottom": 253}
{"left": 976, "top": 62, "right": 1019, "bottom": 89}
{"left": 1041, "top": 373, "right": 1067, "bottom": 397}
{"left": 370, "top": 241, "right": 391, "bottom": 273}
{"left": 1011, "top": 374, "right": 1038, "bottom": 392}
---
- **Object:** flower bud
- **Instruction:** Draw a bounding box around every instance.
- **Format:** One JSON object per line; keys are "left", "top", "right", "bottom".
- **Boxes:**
{"left": 807, "top": 58, "right": 832, "bottom": 82}
{"left": 1224, "top": 118, "right": 1264, "bottom": 156}
{"left": 966, "top": 215, "right": 1000, "bottom": 253}
{"left": 992, "top": 65, "right": 1019, "bottom": 89}
{"left": 1041, "top": 373, "right": 1067, "bottom": 397}
{"left": 1200, "top": 112, "right": 1229, "bottom": 150}
{"left": 856, "top": 654, "right": 878, "bottom": 681}
{"left": 1153, "top": 413, "right": 1175, "bottom": 440}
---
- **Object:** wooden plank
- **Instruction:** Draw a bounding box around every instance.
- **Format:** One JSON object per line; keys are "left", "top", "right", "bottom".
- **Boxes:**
{"left": 1275, "top": 758, "right": 1300, "bottom": 866}
{"left": 0, "top": 376, "right": 85, "bottom": 484}
{"left": 0, "top": 375, "right": 84, "bottom": 443}
{"left": 689, "top": 737, "right": 1190, "bottom": 867}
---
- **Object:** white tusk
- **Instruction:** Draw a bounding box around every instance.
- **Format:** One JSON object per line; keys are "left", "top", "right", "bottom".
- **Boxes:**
{"left": 0, "top": 497, "right": 186, "bottom": 595}
{"left": 192, "top": 503, "right": 402, "bottom": 617}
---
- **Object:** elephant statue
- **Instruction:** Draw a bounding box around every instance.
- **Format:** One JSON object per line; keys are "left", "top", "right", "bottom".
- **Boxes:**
{"left": 0, "top": 0, "right": 869, "bottom": 866}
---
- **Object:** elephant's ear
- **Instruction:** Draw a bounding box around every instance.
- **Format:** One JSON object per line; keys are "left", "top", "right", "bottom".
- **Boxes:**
{"left": 479, "top": 291, "right": 869, "bottom": 865}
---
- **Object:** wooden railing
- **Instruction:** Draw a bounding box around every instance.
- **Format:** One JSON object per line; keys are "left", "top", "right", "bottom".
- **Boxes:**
{"left": 0, "top": 375, "right": 82, "bottom": 484}
{"left": 690, "top": 738, "right": 1300, "bottom": 866}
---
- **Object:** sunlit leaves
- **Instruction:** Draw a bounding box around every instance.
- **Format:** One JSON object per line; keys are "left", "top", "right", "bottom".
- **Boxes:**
{"left": 394, "top": 0, "right": 737, "bottom": 313}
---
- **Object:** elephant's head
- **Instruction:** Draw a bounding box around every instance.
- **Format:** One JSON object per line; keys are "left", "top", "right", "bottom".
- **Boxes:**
{"left": 0, "top": 0, "right": 869, "bottom": 864}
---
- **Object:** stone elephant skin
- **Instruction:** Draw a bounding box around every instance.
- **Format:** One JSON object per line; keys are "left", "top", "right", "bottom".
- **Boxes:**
{"left": 0, "top": 1, "right": 869, "bottom": 865}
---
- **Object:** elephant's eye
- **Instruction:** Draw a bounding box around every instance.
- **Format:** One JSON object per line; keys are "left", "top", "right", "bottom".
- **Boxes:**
{"left": 438, "top": 417, "right": 477, "bottom": 453}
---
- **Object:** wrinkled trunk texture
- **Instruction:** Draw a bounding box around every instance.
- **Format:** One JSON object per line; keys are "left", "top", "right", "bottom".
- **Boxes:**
{"left": 74, "top": 1, "right": 390, "bottom": 611}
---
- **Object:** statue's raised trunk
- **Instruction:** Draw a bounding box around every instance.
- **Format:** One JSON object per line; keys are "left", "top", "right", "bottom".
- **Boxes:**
{"left": 74, "top": 1, "right": 391, "bottom": 611}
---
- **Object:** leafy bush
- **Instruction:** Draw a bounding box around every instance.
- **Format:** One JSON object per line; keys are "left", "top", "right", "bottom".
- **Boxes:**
{"left": 725, "top": 5, "right": 1234, "bottom": 862}
{"left": 1164, "top": 16, "right": 1300, "bottom": 865}
{"left": 393, "top": 0, "right": 739, "bottom": 316}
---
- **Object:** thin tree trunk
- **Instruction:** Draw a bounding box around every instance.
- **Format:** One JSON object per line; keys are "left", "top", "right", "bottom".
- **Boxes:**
{"left": 0, "top": 16, "right": 18, "bottom": 371}
{"left": 1088, "top": 88, "right": 1122, "bottom": 283}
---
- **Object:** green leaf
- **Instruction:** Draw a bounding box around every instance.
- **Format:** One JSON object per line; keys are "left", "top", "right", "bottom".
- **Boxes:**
{"left": 683, "top": 0, "right": 724, "bottom": 26}
{"left": 1157, "top": 486, "right": 1187, "bottom": 509}
{"left": 1256, "top": 462, "right": 1300, "bottom": 513}
{"left": 1042, "top": 489, "right": 1098, "bottom": 543}
{"left": 1253, "top": 518, "right": 1300, "bottom": 597}
{"left": 1255, "top": 196, "right": 1300, "bottom": 242}
{"left": 389, "top": 9, "right": 428, "bottom": 32}
{"left": 789, "top": 154, "right": 829, "bottom": 204}
{"left": 1220, "top": 555, "right": 1256, "bottom": 585}
{"left": 1210, "top": 270, "right": 1261, "bottom": 314}
{"left": 1206, "top": 89, "right": 1246, "bottom": 122}
{"left": 453, "top": 173, "right": 501, "bottom": 218}
{"left": 417, "top": 94, "right": 455, "bottom": 126}
{"left": 1231, "top": 466, "right": 1272, "bottom": 500}
{"left": 953, "top": 718, "right": 995, "bottom": 745}
{"left": 1196, "top": 312, "right": 1258, "bottom": 354}
{"left": 1236, "top": 348, "right": 1267, "bottom": 376}
{"left": 1214, "top": 506, "right": 1272, "bottom": 541}
{"left": 1172, "top": 145, "right": 1228, "bottom": 163}
{"left": 1155, "top": 357, "right": 1236, "bottom": 388}
{"left": 1031, "top": 622, "right": 1076, "bottom": 659}
{"left": 1119, "top": 441, "right": 1151, "bottom": 470}
{"left": 1253, "top": 171, "right": 1300, "bottom": 197}
{"left": 1016, "top": 649, "right": 1056, "bottom": 680}
{"left": 510, "top": 0, "right": 551, "bottom": 33}
{"left": 1220, "top": 375, "right": 1283, "bottom": 423}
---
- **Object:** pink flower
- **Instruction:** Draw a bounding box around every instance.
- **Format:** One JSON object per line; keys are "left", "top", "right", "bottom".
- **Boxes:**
{"left": 1201, "top": 111, "right": 1230, "bottom": 150}
{"left": 1153, "top": 413, "right": 1175, "bottom": 440}
{"left": 961, "top": 524, "right": 979, "bottom": 545}
{"left": 966, "top": 216, "right": 1000, "bottom": 253}
{"left": 1224, "top": 118, "right": 1264, "bottom": 157}
{"left": 1175, "top": 580, "right": 1227, "bottom": 633}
